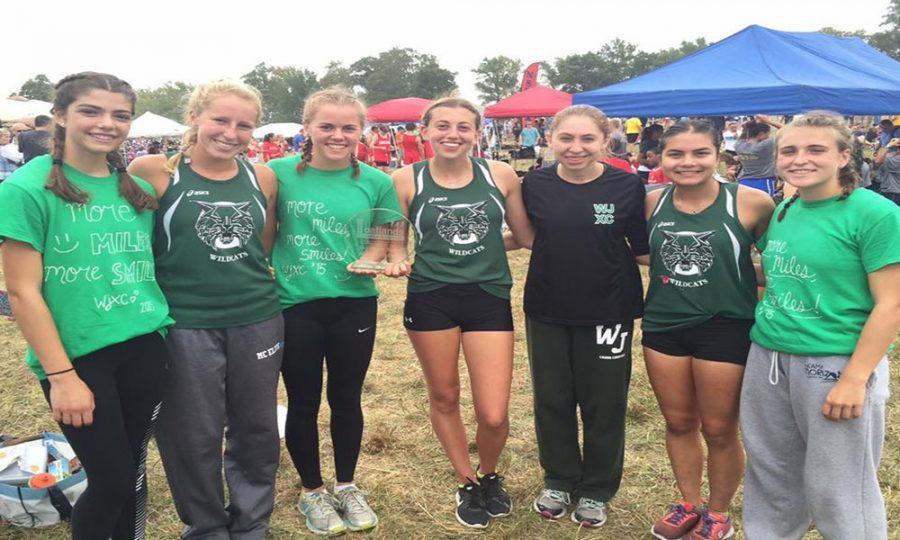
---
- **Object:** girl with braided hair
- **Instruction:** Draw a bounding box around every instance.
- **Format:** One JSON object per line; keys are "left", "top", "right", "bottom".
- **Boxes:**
{"left": 128, "top": 80, "right": 283, "bottom": 540}
{"left": 0, "top": 72, "right": 172, "bottom": 540}
{"left": 267, "top": 86, "right": 400, "bottom": 535}
{"left": 740, "top": 112, "right": 900, "bottom": 539}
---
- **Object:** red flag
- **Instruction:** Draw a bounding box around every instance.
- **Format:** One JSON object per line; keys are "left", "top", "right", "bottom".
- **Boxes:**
{"left": 520, "top": 62, "right": 540, "bottom": 92}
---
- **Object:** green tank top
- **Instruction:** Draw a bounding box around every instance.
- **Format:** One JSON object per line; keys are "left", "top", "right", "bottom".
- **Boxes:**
{"left": 643, "top": 182, "right": 757, "bottom": 332}
{"left": 153, "top": 157, "right": 281, "bottom": 328}
{"left": 408, "top": 157, "right": 512, "bottom": 299}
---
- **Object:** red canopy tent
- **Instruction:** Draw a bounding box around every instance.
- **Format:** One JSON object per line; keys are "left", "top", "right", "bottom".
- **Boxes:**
{"left": 367, "top": 97, "right": 433, "bottom": 123}
{"left": 483, "top": 86, "right": 572, "bottom": 118}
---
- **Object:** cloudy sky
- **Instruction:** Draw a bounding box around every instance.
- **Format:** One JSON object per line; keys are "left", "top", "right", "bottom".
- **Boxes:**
{"left": 6, "top": 0, "right": 892, "bottom": 108}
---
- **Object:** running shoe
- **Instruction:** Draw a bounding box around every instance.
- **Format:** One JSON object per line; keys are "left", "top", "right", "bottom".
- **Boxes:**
{"left": 334, "top": 485, "right": 378, "bottom": 531}
{"left": 532, "top": 488, "right": 571, "bottom": 519}
{"left": 479, "top": 472, "right": 512, "bottom": 517}
{"left": 689, "top": 510, "right": 734, "bottom": 540}
{"left": 298, "top": 490, "right": 346, "bottom": 536}
{"left": 570, "top": 497, "right": 608, "bottom": 528}
{"left": 651, "top": 501, "right": 701, "bottom": 539}
{"left": 455, "top": 481, "right": 490, "bottom": 529}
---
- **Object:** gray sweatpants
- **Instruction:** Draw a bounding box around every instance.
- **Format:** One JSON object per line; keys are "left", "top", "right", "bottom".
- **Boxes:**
{"left": 740, "top": 342, "right": 890, "bottom": 540}
{"left": 156, "top": 315, "right": 284, "bottom": 540}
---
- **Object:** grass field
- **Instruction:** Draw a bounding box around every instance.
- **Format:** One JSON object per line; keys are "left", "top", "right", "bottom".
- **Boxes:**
{"left": 0, "top": 253, "right": 897, "bottom": 539}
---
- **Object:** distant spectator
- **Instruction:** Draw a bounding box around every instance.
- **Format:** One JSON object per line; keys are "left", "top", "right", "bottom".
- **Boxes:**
{"left": 878, "top": 119, "right": 897, "bottom": 148}
{"left": 874, "top": 135, "right": 900, "bottom": 204}
{"left": 0, "top": 129, "right": 23, "bottom": 181}
{"left": 608, "top": 119, "right": 628, "bottom": 157}
{"left": 637, "top": 146, "right": 661, "bottom": 181}
{"left": 292, "top": 127, "right": 305, "bottom": 152}
{"left": 400, "top": 122, "right": 424, "bottom": 165}
{"left": 519, "top": 120, "right": 540, "bottom": 157}
{"left": 735, "top": 115, "right": 782, "bottom": 195}
{"left": 262, "top": 133, "right": 283, "bottom": 162}
{"left": 722, "top": 121, "right": 739, "bottom": 154}
{"left": 18, "top": 114, "right": 53, "bottom": 163}
{"left": 639, "top": 124, "right": 664, "bottom": 154}
{"left": 624, "top": 117, "right": 642, "bottom": 143}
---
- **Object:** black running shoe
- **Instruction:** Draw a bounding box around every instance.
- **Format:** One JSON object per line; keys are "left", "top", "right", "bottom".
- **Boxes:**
{"left": 480, "top": 472, "right": 512, "bottom": 517}
{"left": 455, "top": 481, "right": 490, "bottom": 528}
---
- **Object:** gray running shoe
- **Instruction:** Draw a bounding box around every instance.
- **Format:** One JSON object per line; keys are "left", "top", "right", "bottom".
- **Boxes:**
{"left": 334, "top": 486, "right": 378, "bottom": 531}
{"left": 533, "top": 488, "right": 571, "bottom": 519}
{"left": 571, "top": 497, "right": 608, "bottom": 528}
{"left": 298, "top": 490, "right": 346, "bottom": 536}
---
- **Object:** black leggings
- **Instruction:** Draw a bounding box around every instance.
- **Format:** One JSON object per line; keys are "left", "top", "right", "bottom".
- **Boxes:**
{"left": 281, "top": 297, "right": 377, "bottom": 489}
{"left": 39, "top": 332, "right": 167, "bottom": 540}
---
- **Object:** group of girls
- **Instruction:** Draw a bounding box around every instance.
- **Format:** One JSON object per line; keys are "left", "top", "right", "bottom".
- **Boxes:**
{"left": 0, "top": 70, "right": 896, "bottom": 540}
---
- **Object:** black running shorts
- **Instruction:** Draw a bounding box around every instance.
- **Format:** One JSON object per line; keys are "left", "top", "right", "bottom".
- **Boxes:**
{"left": 641, "top": 316, "right": 754, "bottom": 365}
{"left": 403, "top": 284, "right": 513, "bottom": 332}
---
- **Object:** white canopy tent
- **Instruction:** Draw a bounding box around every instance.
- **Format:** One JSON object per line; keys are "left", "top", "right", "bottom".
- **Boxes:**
{"left": 128, "top": 112, "right": 188, "bottom": 138}
{"left": 253, "top": 122, "right": 302, "bottom": 138}
{"left": 0, "top": 98, "right": 52, "bottom": 122}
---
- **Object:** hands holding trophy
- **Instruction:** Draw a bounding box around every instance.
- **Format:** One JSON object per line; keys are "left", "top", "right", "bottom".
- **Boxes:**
{"left": 345, "top": 208, "right": 415, "bottom": 277}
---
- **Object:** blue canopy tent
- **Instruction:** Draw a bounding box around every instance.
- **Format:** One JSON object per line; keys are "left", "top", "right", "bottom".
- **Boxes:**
{"left": 573, "top": 25, "right": 900, "bottom": 116}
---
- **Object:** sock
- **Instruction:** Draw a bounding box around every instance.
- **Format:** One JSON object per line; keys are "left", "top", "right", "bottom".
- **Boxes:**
{"left": 335, "top": 483, "right": 356, "bottom": 493}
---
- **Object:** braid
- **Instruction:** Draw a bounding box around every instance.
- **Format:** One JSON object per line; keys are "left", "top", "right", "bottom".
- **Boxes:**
{"left": 107, "top": 151, "right": 158, "bottom": 211}
{"left": 45, "top": 125, "right": 89, "bottom": 204}
{"left": 349, "top": 151, "right": 360, "bottom": 178}
{"left": 776, "top": 194, "right": 800, "bottom": 222}
{"left": 295, "top": 137, "right": 314, "bottom": 173}
{"left": 837, "top": 162, "right": 857, "bottom": 200}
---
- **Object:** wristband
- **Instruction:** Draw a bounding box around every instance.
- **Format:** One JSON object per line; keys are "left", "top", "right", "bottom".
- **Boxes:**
{"left": 45, "top": 367, "right": 75, "bottom": 377}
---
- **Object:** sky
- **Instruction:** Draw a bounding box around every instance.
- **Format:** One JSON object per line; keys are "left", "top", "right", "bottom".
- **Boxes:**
{"left": 5, "top": 0, "right": 892, "bottom": 111}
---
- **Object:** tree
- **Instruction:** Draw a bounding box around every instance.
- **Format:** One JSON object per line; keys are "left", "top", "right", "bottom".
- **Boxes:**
{"left": 136, "top": 81, "right": 194, "bottom": 120}
{"left": 867, "top": 0, "right": 900, "bottom": 59}
{"left": 18, "top": 74, "right": 54, "bottom": 101}
{"left": 546, "top": 40, "right": 643, "bottom": 93}
{"left": 546, "top": 38, "right": 711, "bottom": 93}
{"left": 472, "top": 56, "right": 523, "bottom": 104}
{"left": 319, "top": 61, "right": 357, "bottom": 91}
{"left": 350, "top": 48, "right": 456, "bottom": 104}
{"left": 242, "top": 63, "right": 318, "bottom": 122}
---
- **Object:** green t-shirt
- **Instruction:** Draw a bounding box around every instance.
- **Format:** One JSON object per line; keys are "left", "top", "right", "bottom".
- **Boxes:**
{"left": 751, "top": 188, "right": 900, "bottom": 355}
{"left": 268, "top": 157, "right": 401, "bottom": 307}
{"left": 0, "top": 155, "right": 173, "bottom": 379}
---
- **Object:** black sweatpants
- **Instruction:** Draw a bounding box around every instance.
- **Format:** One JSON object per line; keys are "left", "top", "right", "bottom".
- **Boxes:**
{"left": 281, "top": 297, "right": 377, "bottom": 489}
{"left": 39, "top": 332, "right": 167, "bottom": 540}
{"left": 525, "top": 317, "right": 633, "bottom": 502}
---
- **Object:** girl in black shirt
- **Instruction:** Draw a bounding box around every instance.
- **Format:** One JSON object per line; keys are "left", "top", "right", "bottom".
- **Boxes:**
{"left": 514, "top": 105, "right": 648, "bottom": 528}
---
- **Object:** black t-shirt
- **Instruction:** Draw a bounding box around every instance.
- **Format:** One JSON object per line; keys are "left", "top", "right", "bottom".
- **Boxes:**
{"left": 522, "top": 164, "right": 648, "bottom": 325}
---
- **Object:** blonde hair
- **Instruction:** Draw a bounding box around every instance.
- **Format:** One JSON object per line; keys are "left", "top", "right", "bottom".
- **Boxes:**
{"left": 165, "top": 80, "right": 263, "bottom": 173}
{"left": 297, "top": 86, "right": 366, "bottom": 178}
{"left": 421, "top": 97, "right": 482, "bottom": 130}
{"left": 775, "top": 111, "right": 857, "bottom": 221}
{"left": 549, "top": 105, "right": 610, "bottom": 137}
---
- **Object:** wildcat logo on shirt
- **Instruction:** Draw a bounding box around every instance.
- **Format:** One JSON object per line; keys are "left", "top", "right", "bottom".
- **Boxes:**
{"left": 194, "top": 201, "right": 255, "bottom": 262}
{"left": 594, "top": 203, "right": 615, "bottom": 225}
{"left": 434, "top": 202, "right": 489, "bottom": 256}
{"left": 660, "top": 231, "right": 715, "bottom": 281}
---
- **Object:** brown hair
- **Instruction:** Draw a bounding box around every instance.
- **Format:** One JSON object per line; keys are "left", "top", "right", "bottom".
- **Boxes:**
{"left": 549, "top": 105, "right": 610, "bottom": 138}
{"left": 421, "top": 97, "right": 482, "bottom": 130}
{"left": 296, "top": 86, "right": 366, "bottom": 178}
{"left": 47, "top": 72, "right": 156, "bottom": 211}
{"left": 775, "top": 111, "right": 857, "bottom": 222}
{"left": 165, "top": 80, "right": 263, "bottom": 174}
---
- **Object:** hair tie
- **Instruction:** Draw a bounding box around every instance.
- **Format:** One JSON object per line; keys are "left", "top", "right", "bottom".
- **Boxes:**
{"left": 116, "top": 166, "right": 127, "bottom": 174}
{"left": 52, "top": 159, "right": 63, "bottom": 166}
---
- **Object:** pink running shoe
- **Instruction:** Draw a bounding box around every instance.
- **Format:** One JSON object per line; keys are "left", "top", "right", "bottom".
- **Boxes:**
{"left": 651, "top": 501, "right": 701, "bottom": 540}
{"left": 689, "top": 510, "right": 734, "bottom": 540}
